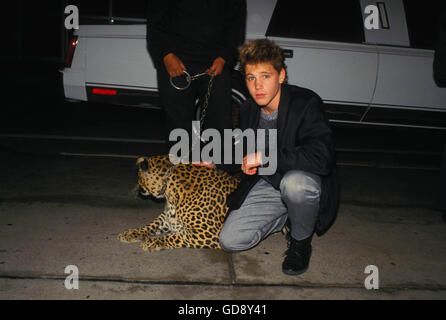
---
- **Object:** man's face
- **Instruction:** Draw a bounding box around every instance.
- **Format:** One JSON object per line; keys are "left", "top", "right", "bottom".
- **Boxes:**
{"left": 245, "top": 63, "right": 285, "bottom": 109}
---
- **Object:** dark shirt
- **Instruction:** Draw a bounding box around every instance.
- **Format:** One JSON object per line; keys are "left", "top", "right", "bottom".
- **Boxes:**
{"left": 147, "top": 0, "right": 246, "bottom": 67}
{"left": 257, "top": 109, "right": 278, "bottom": 183}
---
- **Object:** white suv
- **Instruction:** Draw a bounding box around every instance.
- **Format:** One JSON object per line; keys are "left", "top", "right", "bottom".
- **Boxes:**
{"left": 61, "top": 0, "right": 446, "bottom": 130}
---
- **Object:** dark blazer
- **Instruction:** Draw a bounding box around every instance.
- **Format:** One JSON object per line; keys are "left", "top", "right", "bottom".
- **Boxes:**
{"left": 221, "top": 84, "right": 341, "bottom": 237}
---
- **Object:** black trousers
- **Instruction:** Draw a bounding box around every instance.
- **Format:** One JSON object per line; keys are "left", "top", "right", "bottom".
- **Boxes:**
{"left": 156, "top": 60, "right": 233, "bottom": 161}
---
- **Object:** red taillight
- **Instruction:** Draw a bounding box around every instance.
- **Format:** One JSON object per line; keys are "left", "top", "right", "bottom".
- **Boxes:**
{"left": 92, "top": 88, "right": 117, "bottom": 95}
{"left": 65, "top": 35, "right": 78, "bottom": 68}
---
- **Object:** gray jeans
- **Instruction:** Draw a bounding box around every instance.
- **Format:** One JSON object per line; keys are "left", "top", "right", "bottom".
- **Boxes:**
{"left": 219, "top": 170, "right": 321, "bottom": 252}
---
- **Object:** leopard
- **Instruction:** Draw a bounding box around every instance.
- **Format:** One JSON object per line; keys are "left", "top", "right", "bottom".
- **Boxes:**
{"left": 118, "top": 155, "right": 241, "bottom": 251}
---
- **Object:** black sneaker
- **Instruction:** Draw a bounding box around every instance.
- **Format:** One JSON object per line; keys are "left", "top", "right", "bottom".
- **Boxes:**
{"left": 282, "top": 236, "right": 312, "bottom": 276}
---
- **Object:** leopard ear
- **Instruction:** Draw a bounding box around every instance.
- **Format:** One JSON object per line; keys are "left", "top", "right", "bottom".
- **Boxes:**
{"left": 136, "top": 157, "right": 149, "bottom": 171}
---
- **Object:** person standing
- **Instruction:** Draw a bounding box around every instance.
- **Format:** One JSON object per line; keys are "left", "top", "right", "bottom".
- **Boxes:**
{"left": 146, "top": 0, "right": 246, "bottom": 161}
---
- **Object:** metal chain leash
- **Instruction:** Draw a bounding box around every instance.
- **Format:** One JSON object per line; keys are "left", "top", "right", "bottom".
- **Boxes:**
{"left": 169, "top": 70, "right": 215, "bottom": 164}
{"left": 169, "top": 70, "right": 214, "bottom": 127}
{"left": 170, "top": 70, "right": 210, "bottom": 90}
{"left": 192, "top": 73, "right": 214, "bottom": 156}
{"left": 199, "top": 74, "right": 214, "bottom": 128}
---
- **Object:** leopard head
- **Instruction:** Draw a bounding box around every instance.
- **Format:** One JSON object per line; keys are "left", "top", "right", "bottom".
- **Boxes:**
{"left": 136, "top": 155, "right": 172, "bottom": 199}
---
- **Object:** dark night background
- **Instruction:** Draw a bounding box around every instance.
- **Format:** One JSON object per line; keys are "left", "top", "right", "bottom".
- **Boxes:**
{"left": 1, "top": 1, "right": 149, "bottom": 104}
{"left": 0, "top": 0, "right": 445, "bottom": 302}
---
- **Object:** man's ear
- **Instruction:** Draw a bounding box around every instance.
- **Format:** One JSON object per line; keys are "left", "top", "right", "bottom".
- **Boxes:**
{"left": 279, "top": 68, "right": 286, "bottom": 83}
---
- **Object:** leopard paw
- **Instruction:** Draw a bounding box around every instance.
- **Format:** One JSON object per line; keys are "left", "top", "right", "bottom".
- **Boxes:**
{"left": 140, "top": 238, "right": 170, "bottom": 251}
{"left": 118, "top": 229, "right": 146, "bottom": 243}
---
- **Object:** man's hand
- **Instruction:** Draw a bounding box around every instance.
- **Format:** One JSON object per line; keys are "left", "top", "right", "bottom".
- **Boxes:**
{"left": 191, "top": 161, "right": 216, "bottom": 169}
{"left": 241, "top": 152, "right": 262, "bottom": 175}
{"left": 206, "top": 57, "right": 226, "bottom": 76}
{"left": 163, "top": 53, "right": 186, "bottom": 77}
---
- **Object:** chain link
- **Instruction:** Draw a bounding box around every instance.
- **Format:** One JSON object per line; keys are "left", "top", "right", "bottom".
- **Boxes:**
{"left": 189, "top": 71, "right": 209, "bottom": 81}
{"left": 169, "top": 71, "right": 215, "bottom": 162}
{"left": 169, "top": 70, "right": 214, "bottom": 129}
{"left": 200, "top": 74, "right": 214, "bottom": 128}
{"left": 190, "top": 74, "right": 214, "bottom": 157}
{"left": 169, "top": 70, "right": 211, "bottom": 90}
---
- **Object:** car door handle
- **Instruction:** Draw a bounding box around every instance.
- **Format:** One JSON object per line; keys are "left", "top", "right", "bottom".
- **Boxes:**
{"left": 281, "top": 49, "right": 294, "bottom": 59}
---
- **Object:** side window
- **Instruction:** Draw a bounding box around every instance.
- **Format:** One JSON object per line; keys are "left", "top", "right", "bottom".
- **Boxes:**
{"left": 403, "top": 0, "right": 441, "bottom": 50}
{"left": 266, "top": 0, "right": 365, "bottom": 44}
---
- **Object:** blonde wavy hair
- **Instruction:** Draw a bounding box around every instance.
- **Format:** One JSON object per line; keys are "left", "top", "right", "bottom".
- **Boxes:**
{"left": 238, "top": 38, "right": 287, "bottom": 82}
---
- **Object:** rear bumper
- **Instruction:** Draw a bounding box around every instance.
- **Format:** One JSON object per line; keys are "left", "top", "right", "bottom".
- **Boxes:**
{"left": 86, "top": 85, "right": 161, "bottom": 109}
{"left": 60, "top": 69, "right": 87, "bottom": 101}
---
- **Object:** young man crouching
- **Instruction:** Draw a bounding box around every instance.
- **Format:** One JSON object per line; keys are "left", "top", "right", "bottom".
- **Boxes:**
{"left": 197, "top": 39, "right": 340, "bottom": 275}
